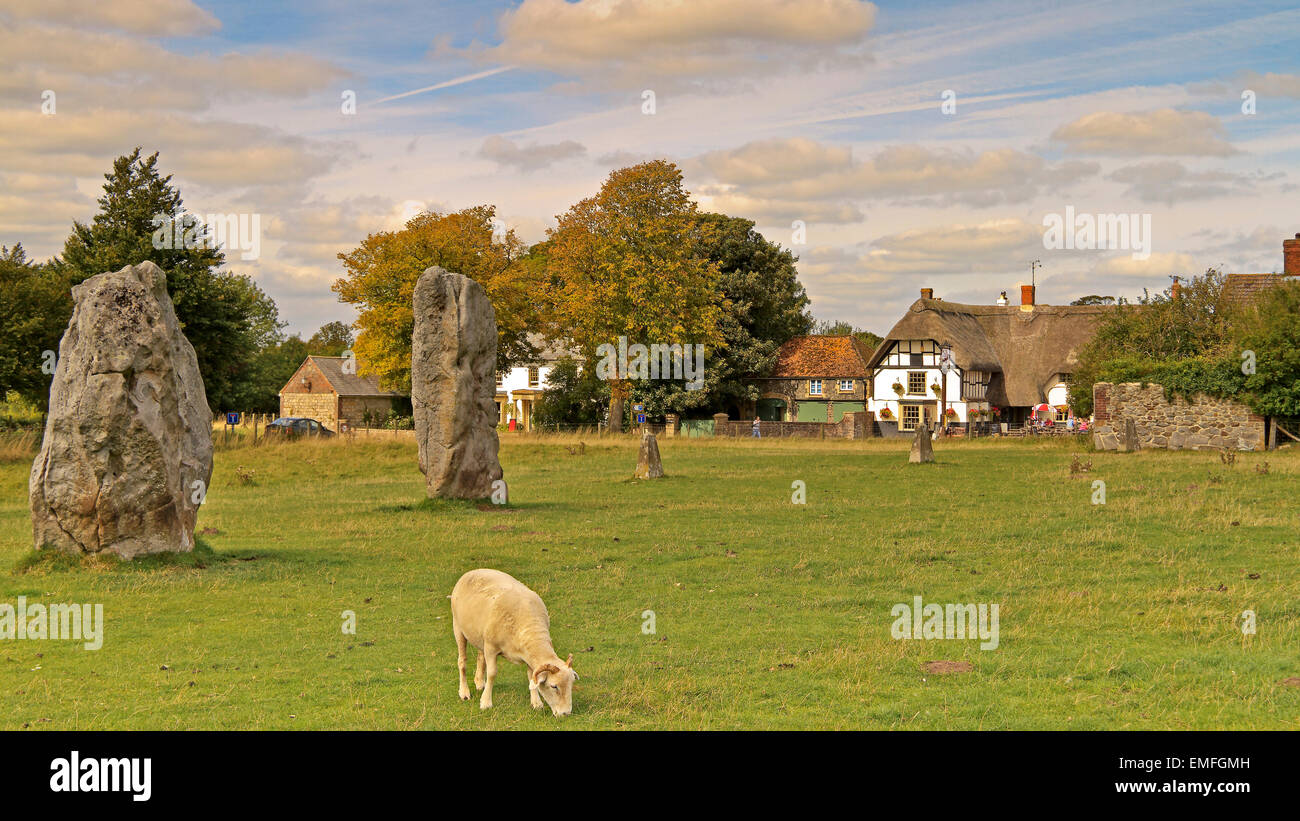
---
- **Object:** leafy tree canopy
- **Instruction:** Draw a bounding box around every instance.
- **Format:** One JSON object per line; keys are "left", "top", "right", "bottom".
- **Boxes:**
{"left": 58, "top": 148, "right": 284, "bottom": 412}
{"left": 334, "top": 206, "right": 541, "bottom": 392}
{"left": 545, "top": 161, "right": 723, "bottom": 430}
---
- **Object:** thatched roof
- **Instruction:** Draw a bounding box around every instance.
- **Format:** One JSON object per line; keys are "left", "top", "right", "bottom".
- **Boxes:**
{"left": 770, "top": 335, "right": 873, "bottom": 378}
{"left": 867, "top": 298, "right": 1115, "bottom": 407}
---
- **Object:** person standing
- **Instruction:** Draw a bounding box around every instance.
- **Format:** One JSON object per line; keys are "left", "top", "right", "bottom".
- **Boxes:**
{"left": 752, "top": 416, "right": 761, "bottom": 438}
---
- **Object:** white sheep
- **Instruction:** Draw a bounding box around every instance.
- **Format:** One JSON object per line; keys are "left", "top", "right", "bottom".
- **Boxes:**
{"left": 449, "top": 568, "right": 579, "bottom": 716}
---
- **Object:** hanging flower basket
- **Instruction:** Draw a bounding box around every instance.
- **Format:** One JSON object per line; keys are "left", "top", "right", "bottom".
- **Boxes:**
{"left": 930, "top": 383, "right": 943, "bottom": 396}
{"left": 989, "top": 406, "right": 1002, "bottom": 418}
{"left": 891, "top": 381, "right": 905, "bottom": 395}
{"left": 944, "top": 407, "right": 958, "bottom": 418}
{"left": 878, "top": 407, "right": 894, "bottom": 420}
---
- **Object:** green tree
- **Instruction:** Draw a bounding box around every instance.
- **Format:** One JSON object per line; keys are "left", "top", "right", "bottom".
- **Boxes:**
{"left": 1237, "top": 280, "right": 1300, "bottom": 420}
{"left": 531, "top": 358, "right": 609, "bottom": 427}
{"left": 631, "top": 213, "right": 812, "bottom": 416}
{"left": 58, "top": 148, "right": 284, "bottom": 411}
{"left": 246, "top": 334, "right": 311, "bottom": 414}
{"left": 0, "top": 244, "right": 73, "bottom": 409}
{"left": 1070, "top": 294, "right": 1116, "bottom": 306}
{"left": 812, "top": 317, "right": 883, "bottom": 352}
{"left": 1070, "top": 269, "right": 1245, "bottom": 415}
{"left": 308, "top": 321, "right": 354, "bottom": 356}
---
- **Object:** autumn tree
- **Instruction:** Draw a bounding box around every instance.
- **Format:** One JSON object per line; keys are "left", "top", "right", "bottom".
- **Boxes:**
{"left": 334, "top": 206, "right": 540, "bottom": 392}
{"left": 546, "top": 161, "right": 723, "bottom": 432}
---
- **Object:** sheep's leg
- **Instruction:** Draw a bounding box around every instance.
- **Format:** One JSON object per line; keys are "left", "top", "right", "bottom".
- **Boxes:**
{"left": 475, "top": 653, "right": 486, "bottom": 691}
{"left": 529, "top": 668, "right": 543, "bottom": 710}
{"left": 455, "top": 626, "right": 470, "bottom": 701}
{"left": 479, "top": 646, "right": 498, "bottom": 710}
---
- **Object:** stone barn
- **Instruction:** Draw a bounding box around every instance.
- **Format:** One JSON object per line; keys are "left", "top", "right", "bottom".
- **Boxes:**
{"left": 278, "top": 355, "right": 407, "bottom": 432}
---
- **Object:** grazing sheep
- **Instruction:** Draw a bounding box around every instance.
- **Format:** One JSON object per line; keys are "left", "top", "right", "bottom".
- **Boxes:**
{"left": 449, "top": 569, "right": 578, "bottom": 716}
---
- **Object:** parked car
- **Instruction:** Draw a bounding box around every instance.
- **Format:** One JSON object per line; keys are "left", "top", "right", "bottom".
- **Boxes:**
{"left": 264, "top": 417, "right": 334, "bottom": 438}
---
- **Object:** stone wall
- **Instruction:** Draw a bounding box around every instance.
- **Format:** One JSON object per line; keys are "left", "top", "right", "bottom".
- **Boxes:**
{"left": 1092, "top": 382, "right": 1265, "bottom": 451}
{"left": 281, "top": 392, "right": 338, "bottom": 430}
{"left": 713, "top": 411, "right": 874, "bottom": 439}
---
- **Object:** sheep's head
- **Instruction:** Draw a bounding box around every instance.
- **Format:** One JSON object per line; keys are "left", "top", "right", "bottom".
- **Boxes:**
{"left": 533, "top": 654, "right": 579, "bottom": 716}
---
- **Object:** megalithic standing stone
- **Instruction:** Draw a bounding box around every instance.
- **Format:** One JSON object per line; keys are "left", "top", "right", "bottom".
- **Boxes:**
{"left": 29, "top": 262, "right": 213, "bottom": 558}
{"left": 908, "top": 424, "right": 934, "bottom": 463}
{"left": 634, "top": 431, "right": 664, "bottom": 479}
{"left": 412, "top": 266, "right": 503, "bottom": 499}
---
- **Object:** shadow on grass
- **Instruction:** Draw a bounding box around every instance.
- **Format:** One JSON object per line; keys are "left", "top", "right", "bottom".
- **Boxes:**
{"left": 376, "top": 497, "right": 558, "bottom": 514}
{"left": 12, "top": 538, "right": 233, "bottom": 574}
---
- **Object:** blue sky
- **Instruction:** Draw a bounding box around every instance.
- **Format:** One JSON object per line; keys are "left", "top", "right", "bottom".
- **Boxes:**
{"left": 3, "top": 0, "right": 1298, "bottom": 336}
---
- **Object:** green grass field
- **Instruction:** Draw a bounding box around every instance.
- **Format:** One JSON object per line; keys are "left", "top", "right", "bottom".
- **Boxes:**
{"left": 1, "top": 432, "right": 1297, "bottom": 729}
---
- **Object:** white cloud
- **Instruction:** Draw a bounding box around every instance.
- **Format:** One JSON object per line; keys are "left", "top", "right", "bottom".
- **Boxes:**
{"left": 0, "top": 0, "right": 220, "bottom": 36}
{"left": 1051, "top": 109, "right": 1237, "bottom": 157}
{"left": 687, "top": 138, "right": 1098, "bottom": 212}
{"left": 459, "top": 0, "right": 877, "bottom": 89}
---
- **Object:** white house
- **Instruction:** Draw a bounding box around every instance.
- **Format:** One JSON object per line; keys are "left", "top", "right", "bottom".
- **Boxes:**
{"left": 865, "top": 286, "right": 1113, "bottom": 435}
{"left": 494, "top": 336, "right": 573, "bottom": 430}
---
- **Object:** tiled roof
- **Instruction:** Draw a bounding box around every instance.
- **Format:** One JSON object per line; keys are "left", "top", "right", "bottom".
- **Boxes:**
{"left": 770, "top": 336, "right": 872, "bottom": 378}
{"left": 307, "top": 356, "right": 405, "bottom": 397}
{"left": 1222, "top": 273, "right": 1285, "bottom": 305}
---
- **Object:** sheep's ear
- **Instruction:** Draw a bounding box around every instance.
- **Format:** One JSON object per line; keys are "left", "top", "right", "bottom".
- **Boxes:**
{"left": 566, "top": 653, "right": 574, "bottom": 668}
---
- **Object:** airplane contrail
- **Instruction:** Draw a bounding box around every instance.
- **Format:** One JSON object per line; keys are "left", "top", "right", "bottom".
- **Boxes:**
{"left": 371, "top": 65, "right": 515, "bottom": 105}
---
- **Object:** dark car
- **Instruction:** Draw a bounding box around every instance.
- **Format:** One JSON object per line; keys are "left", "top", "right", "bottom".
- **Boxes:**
{"left": 265, "top": 417, "right": 334, "bottom": 438}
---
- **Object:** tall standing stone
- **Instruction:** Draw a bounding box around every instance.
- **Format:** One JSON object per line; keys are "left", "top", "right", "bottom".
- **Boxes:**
{"left": 909, "top": 424, "right": 934, "bottom": 464}
{"left": 412, "top": 266, "right": 503, "bottom": 498}
{"left": 29, "top": 262, "right": 213, "bottom": 559}
{"left": 634, "top": 432, "right": 664, "bottom": 479}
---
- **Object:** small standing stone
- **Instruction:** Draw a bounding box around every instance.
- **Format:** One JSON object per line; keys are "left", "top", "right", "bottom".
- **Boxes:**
{"left": 634, "top": 432, "right": 664, "bottom": 479}
{"left": 1119, "top": 418, "right": 1140, "bottom": 452}
{"left": 909, "top": 424, "right": 934, "bottom": 463}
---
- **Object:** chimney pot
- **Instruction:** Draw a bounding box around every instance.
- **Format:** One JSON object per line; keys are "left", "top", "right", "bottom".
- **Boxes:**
{"left": 996, "top": 290, "right": 1008, "bottom": 306}
{"left": 920, "top": 288, "right": 933, "bottom": 300}
{"left": 1020, "top": 284, "right": 1036, "bottom": 307}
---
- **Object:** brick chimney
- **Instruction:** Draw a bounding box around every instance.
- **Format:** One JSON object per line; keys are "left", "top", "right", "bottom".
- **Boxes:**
{"left": 1020, "top": 284, "right": 1036, "bottom": 307}
{"left": 1171, "top": 278, "right": 1182, "bottom": 299}
{"left": 1285, "top": 233, "right": 1300, "bottom": 276}
{"left": 920, "top": 288, "right": 933, "bottom": 299}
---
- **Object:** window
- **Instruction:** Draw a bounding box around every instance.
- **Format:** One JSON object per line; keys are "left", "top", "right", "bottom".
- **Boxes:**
{"left": 495, "top": 371, "right": 505, "bottom": 388}
{"left": 889, "top": 339, "right": 938, "bottom": 367}
{"left": 900, "top": 404, "right": 921, "bottom": 431}
{"left": 528, "top": 366, "right": 540, "bottom": 388}
{"left": 809, "top": 379, "right": 823, "bottom": 396}
{"left": 962, "top": 370, "right": 990, "bottom": 400}
{"left": 838, "top": 379, "right": 854, "bottom": 392}
{"left": 1061, "top": 373, "right": 1073, "bottom": 385}
{"left": 907, "top": 371, "right": 927, "bottom": 395}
